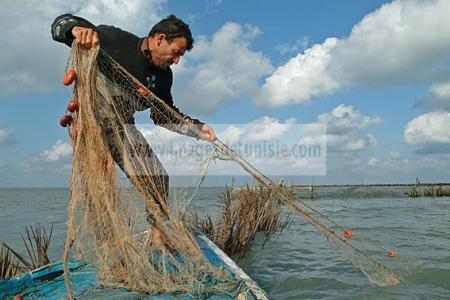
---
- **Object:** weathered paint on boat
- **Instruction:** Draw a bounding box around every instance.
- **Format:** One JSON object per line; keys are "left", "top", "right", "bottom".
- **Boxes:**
{"left": 0, "top": 232, "right": 268, "bottom": 299}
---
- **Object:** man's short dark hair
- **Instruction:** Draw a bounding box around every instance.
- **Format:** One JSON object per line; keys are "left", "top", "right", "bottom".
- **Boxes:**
{"left": 149, "top": 15, "right": 194, "bottom": 51}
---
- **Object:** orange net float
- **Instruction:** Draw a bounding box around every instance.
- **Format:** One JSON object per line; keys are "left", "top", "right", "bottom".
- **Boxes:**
{"left": 344, "top": 230, "right": 353, "bottom": 239}
{"left": 63, "top": 69, "right": 77, "bottom": 86}
{"left": 14, "top": 296, "right": 24, "bottom": 300}
{"left": 67, "top": 101, "right": 79, "bottom": 112}
{"left": 59, "top": 115, "right": 73, "bottom": 127}
{"left": 137, "top": 86, "right": 150, "bottom": 97}
{"left": 387, "top": 250, "right": 397, "bottom": 258}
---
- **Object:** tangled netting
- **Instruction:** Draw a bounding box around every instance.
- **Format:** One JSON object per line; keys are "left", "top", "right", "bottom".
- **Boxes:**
{"left": 63, "top": 42, "right": 411, "bottom": 299}
{"left": 210, "top": 143, "right": 404, "bottom": 287}
{"left": 62, "top": 45, "right": 245, "bottom": 299}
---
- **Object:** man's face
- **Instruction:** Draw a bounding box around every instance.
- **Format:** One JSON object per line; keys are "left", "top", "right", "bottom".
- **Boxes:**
{"left": 151, "top": 35, "right": 187, "bottom": 69}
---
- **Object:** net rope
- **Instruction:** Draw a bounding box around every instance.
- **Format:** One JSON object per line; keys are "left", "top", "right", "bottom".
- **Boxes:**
{"left": 62, "top": 45, "right": 248, "bottom": 299}
{"left": 62, "top": 43, "right": 409, "bottom": 299}
{"left": 208, "top": 143, "right": 404, "bottom": 287}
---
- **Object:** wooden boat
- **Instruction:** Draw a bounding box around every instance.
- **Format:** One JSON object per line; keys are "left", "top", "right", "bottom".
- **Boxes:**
{"left": 0, "top": 232, "right": 268, "bottom": 299}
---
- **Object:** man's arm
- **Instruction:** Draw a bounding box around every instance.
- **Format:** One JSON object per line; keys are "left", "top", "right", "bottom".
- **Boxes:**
{"left": 51, "top": 14, "right": 98, "bottom": 48}
{"left": 52, "top": 15, "right": 215, "bottom": 141}
{"left": 150, "top": 89, "right": 216, "bottom": 142}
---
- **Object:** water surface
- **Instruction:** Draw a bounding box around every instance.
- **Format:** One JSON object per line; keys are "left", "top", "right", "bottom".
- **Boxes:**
{"left": 1, "top": 187, "right": 449, "bottom": 299}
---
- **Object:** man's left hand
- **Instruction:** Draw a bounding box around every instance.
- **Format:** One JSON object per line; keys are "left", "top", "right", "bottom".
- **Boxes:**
{"left": 199, "top": 124, "right": 216, "bottom": 142}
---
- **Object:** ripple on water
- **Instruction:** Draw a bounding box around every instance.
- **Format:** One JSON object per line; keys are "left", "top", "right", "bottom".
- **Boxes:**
{"left": 1, "top": 188, "right": 449, "bottom": 299}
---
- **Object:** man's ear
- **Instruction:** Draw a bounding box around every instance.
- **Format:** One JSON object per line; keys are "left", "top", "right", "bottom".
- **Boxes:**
{"left": 155, "top": 33, "right": 166, "bottom": 46}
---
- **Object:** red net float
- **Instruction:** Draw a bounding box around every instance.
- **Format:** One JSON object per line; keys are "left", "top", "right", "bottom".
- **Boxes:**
{"left": 387, "top": 250, "right": 397, "bottom": 258}
{"left": 67, "top": 101, "right": 79, "bottom": 112}
{"left": 59, "top": 115, "right": 73, "bottom": 127}
{"left": 137, "top": 86, "right": 150, "bottom": 97}
{"left": 63, "top": 69, "right": 77, "bottom": 86}
{"left": 344, "top": 230, "right": 353, "bottom": 239}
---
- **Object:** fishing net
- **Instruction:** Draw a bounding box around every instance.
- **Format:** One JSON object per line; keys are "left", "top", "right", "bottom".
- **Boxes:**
{"left": 61, "top": 45, "right": 245, "bottom": 299}
{"left": 211, "top": 142, "right": 404, "bottom": 287}
{"left": 61, "top": 40, "right": 407, "bottom": 299}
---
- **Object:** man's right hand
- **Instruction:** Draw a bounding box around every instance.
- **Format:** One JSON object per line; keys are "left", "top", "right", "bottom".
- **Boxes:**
{"left": 71, "top": 26, "right": 99, "bottom": 49}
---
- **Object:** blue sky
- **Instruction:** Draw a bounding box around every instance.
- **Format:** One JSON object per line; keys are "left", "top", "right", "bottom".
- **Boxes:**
{"left": 1, "top": 0, "right": 450, "bottom": 187}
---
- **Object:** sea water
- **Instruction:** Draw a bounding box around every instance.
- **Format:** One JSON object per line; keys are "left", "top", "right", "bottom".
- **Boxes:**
{"left": 1, "top": 187, "right": 449, "bottom": 299}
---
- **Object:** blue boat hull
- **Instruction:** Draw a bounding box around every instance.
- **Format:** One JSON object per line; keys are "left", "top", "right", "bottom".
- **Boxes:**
{"left": 0, "top": 233, "right": 268, "bottom": 299}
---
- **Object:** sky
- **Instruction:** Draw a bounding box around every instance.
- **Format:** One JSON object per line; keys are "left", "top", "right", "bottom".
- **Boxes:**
{"left": 1, "top": 0, "right": 450, "bottom": 187}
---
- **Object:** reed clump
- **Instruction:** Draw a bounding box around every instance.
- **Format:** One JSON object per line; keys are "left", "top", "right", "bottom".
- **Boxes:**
{"left": 423, "top": 185, "right": 450, "bottom": 197}
{"left": 405, "top": 185, "right": 421, "bottom": 197}
{"left": 405, "top": 178, "right": 421, "bottom": 198}
{"left": 1, "top": 243, "right": 22, "bottom": 278}
{"left": 405, "top": 183, "right": 450, "bottom": 198}
{"left": 0, "top": 223, "right": 53, "bottom": 279}
{"left": 191, "top": 185, "right": 290, "bottom": 256}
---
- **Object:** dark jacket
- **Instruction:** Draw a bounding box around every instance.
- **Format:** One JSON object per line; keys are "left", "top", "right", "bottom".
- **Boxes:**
{"left": 51, "top": 14, "right": 203, "bottom": 137}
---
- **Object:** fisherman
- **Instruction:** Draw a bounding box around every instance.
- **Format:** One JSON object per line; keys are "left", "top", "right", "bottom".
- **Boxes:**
{"left": 51, "top": 14, "right": 216, "bottom": 224}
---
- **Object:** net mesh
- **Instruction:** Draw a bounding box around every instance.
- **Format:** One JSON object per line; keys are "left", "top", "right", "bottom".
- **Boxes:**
{"left": 62, "top": 42, "right": 411, "bottom": 298}
{"left": 210, "top": 142, "right": 405, "bottom": 287}
{"left": 62, "top": 45, "right": 241, "bottom": 299}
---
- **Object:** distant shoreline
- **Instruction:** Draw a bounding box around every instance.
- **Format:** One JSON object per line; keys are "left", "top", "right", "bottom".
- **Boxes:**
{"left": 292, "top": 183, "right": 450, "bottom": 188}
{"left": 1, "top": 183, "right": 450, "bottom": 189}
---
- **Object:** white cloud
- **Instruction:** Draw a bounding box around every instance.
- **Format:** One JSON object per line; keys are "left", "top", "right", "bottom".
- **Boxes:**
{"left": 406, "top": 81, "right": 450, "bottom": 154}
{"left": 416, "top": 81, "right": 450, "bottom": 111}
{"left": 430, "top": 82, "right": 450, "bottom": 100}
{"left": 275, "top": 37, "right": 309, "bottom": 55}
{"left": 246, "top": 116, "right": 296, "bottom": 142}
{"left": 173, "top": 22, "right": 273, "bottom": 114}
{"left": 18, "top": 140, "right": 73, "bottom": 174}
{"left": 318, "top": 104, "right": 382, "bottom": 134}
{"left": 41, "top": 140, "right": 73, "bottom": 162}
{"left": 215, "top": 116, "right": 296, "bottom": 143}
{"left": 137, "top": 117, "right": 324, "bottom": 176}
{"left": 368, "top": 157, "right": 378, "bottom": 167}
{"left": 140, "top": 116, "right": 298, "bottom": 149}
{"left": 219, "top": 125, "right": 244, "bottom": 144}
{"left": 299, "top": 104, "right": 381, "bottom": 152}
{"left": 0, "top": 0, "right": 166, "bottom": 97}
{"left": 341, "top": 135, "right": 377, "bottom": 151}
{"left": 76, "top": 0, "right": 166, "bottom": 30}
{"left": 0, "top": 123, "right": 17, "bottom": 145}
{"left": 257, "top": 38, "right": 339, "bottom": 107}
{"left": 404, "top": 111, "right": 450, "bottom": 146}
{"left": 211, "top": 117, "right": 326, "bottom": 176}
{"left": 257, "top": 0, "right": 450, "bottom": 107}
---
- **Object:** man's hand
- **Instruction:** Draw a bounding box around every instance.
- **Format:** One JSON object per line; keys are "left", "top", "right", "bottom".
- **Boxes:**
{"left": 71, "top": 26, "right": 99, "bottom": 49}
{"left": 199, "top": 124, "right": 216, "bottom": 142}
